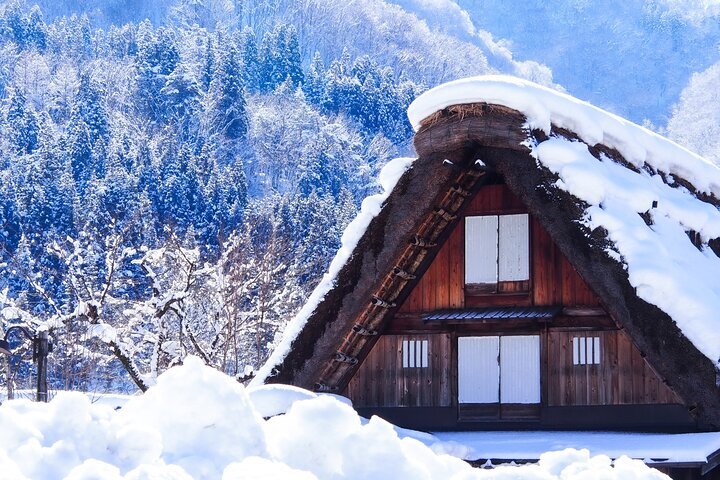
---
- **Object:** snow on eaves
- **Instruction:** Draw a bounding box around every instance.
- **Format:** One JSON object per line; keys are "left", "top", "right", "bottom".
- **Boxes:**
{"left": 409, "top": 75, "right": 720, "bottom": 365}
{"left": 253, "top": 157, "right": 416, "bottom": 384}
{"left": 408, "top": 75, "right": 720, "bottom": 197}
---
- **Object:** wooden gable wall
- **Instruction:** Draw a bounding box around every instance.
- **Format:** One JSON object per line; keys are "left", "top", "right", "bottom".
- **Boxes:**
{"left": 397, "top": 184, "right": 599, "bottom": 314}
{"left": 348, "top": 329, "right": 680, "bottom": 408}
{"left": 345, "top": 183, "right": 685, "bottom": 428}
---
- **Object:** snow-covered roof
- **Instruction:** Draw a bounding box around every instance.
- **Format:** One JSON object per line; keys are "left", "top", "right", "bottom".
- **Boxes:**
{"left": 409, "top": 75, "right": 720, "bottom": 366}
{"left": 252, "top": 157, "right": 415, "bottom": 385}
{"left": 425, "top": 430, "right": 720, "bottom": 466}
{"left": 408, "top": 75, "right": 720, "bottom": 197}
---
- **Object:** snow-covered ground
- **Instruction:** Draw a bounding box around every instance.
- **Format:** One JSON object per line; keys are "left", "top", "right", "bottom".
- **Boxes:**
{"left": 428, "top": 430, "right": 720, "bottom": 465}
{"left": 0, "top": 357, "right": 671, "bottom": 479}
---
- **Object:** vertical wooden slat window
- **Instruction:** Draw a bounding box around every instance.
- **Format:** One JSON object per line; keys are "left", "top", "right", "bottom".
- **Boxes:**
{"left": 573, "top": 337, "right": 580, "bottom": 365}
{"left": 402, "top": 340, "right": 411, "bottom": 368}
{"left": 593, "top": 337, "right": 601, "bottom": 364}
{"left": 402, "top": 339, "right": 428, "bottom": 368}
{"left": 572, "top": 336, "right": 601, "bottom": 365}
{"left": 420, "top": 340, "right": 428, "bottom": 368}
{"left": 465, "top": 216, "right": 499, "bottom": 286}
{"left": 498, "top": 214, "right": 530, "bottom": 282}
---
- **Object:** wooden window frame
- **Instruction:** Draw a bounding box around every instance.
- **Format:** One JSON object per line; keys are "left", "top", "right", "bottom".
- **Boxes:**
{"left": 464, "top": 214, "right": 530, "bottom": 295}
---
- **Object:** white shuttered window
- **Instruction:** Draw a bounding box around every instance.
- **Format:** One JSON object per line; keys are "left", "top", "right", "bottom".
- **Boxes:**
{"left": 500, "top": 335, "right": 541, "bottom": 403}
{"left": 465, "top": 214, "right": 529, "bottom": 285}
{"left": 458, "top": 336, "right": 500, "bottom": 403}
{"left": 465, "top": 216, "right": 498, "bottom": 284}
{"left": 498, "top": 214, "right": 530, "bottom": 281}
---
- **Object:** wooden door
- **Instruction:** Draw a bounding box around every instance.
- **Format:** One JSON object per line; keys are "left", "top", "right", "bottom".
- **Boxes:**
{"left": 458, "top": 336, "right": 500, "bottom": 404}
{"left": 458, "top": 335, "right": 541, "bottom": 420}
{"left": 500, "top": 335, "right": 540, "bottom": 404}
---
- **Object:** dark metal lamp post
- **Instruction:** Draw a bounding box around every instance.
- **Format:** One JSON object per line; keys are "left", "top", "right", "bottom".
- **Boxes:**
{"left": 0, "top": 327, "right": 51, "bottom": 402}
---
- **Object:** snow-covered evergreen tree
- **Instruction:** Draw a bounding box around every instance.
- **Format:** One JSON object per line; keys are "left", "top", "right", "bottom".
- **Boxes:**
{"left": 205, "top": 44, "right": 247, "bottom": 140}
{"left": 25, "top": 5, "right": 46, "bottom": 51}
{"left": 6, "top": 88, "right": 38, "bottom": 154}
{"left": 0, "top": 1, "right": 428, "bottom": 393}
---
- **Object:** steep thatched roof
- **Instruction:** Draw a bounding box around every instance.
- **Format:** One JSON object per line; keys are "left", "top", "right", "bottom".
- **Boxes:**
{"left": 255, "top": 76, "right": 720, "bottom": 430}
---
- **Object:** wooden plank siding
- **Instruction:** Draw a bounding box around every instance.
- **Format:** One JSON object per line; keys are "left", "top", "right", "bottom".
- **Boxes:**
{"left": 545, "top": 329, "right": 680, "bottom": 406}
{"left": 398, "top": 184, "right": 600, "bottom": 314}
{"left": 347, "top": 183, "right": 683, "bottom": 417}
{"left": 346, "top": 334, "right": 452, "bottom": 407}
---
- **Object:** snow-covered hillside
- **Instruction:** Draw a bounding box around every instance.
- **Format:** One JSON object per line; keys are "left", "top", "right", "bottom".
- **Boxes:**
{"left": 455, "top": 0, "right": 720, "bottom": 125}
{"left": 0, "top": 357, "right": 670, "bottom": 480}
{"left": 667, "top": 61, "right": 720, "bottom": 166}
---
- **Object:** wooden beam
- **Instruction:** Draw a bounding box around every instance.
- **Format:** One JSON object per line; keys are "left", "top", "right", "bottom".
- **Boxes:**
{"left": 701, "top": 447, "right": 720, "bottom": 475}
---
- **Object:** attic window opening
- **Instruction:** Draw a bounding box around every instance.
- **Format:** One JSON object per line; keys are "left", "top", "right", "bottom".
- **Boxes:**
{"left": 402, "top": 339, "right": 428, "bottom": 368}
{"left": 572, "top": 336, "right": 601, "bottom": 366}
{"left": 465, "top": 214, "right": 529, "bottom": 294}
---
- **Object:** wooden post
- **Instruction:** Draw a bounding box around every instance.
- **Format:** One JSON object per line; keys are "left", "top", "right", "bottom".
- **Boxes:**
{"left": 36, "top": 331, "right": 48, "bottom": 403}
{"left": 6, "top": 357, "right": 13, "bottom": 401}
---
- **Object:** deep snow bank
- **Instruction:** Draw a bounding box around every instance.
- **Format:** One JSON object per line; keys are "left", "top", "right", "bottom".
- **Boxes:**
{"left": 0, "top": 357, "right": 669, "bottom": 479}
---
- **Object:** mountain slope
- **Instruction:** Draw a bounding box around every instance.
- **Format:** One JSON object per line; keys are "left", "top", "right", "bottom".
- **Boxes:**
{"left": 453, "top": 0, "right": 720, "bottom": 124}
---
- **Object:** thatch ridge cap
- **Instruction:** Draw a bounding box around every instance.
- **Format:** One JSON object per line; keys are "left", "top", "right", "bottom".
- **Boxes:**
{"left": 408, "top": 75, "right": 720, "bottom": 200}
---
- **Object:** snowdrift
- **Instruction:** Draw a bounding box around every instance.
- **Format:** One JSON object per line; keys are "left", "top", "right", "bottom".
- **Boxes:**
{"left": 0, "top": 357, "right": 668, "bottom": 479}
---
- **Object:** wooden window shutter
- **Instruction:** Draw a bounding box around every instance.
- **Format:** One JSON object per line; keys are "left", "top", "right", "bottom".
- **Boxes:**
{"left": 465, "top": 216, "right": 499, "bottom": 286}
{"left": 458, "top": 336, "right": 500, "bottom": 403}
{"left": 500, "top": 335, "right": 541, "bottom": 404}
{"left": 498, "top": 214, "right": 530, "bottom": 282}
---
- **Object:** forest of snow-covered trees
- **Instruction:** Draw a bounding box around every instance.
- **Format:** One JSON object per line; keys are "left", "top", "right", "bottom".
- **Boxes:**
{"left": 0, "top": 0, "right": 444, "bottom": 394}
{"left": 1, "top": 0, "right": 719, "bottom": 397}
